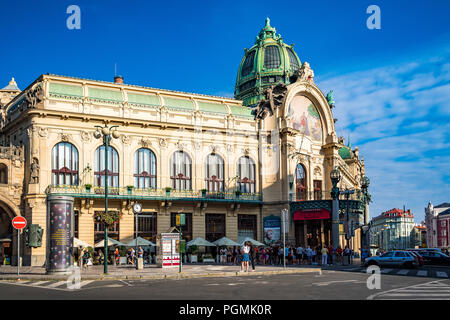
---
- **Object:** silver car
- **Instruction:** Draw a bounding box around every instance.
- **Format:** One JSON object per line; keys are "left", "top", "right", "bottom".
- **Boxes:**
{"left": 364, "top": 250, "right": 418, "bottom": 268}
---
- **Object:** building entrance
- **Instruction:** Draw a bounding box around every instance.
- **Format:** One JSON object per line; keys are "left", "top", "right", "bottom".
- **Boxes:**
{"left": 0, "top": 206, "right": 13, "bottom": 265}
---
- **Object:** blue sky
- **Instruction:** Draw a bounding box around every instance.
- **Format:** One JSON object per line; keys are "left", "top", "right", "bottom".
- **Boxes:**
{"left": 1, "top": 0, "right": 449, "bottom": 222}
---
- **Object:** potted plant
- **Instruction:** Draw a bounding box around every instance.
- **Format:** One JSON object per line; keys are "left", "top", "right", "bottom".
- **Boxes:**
{"left": 126, "top": 185, "right": 134, "bottom": 194}
{"left": 84, "top": 184, "right": 92, "bottom": 193}
{"left": 189, "top": 244, "right": 198, "bottom": 263}
{"left": 165, "top": 187, "right": 172, "bottom": 196}
{"left": 201, "top": 189, "right": 207, "bottom": 197}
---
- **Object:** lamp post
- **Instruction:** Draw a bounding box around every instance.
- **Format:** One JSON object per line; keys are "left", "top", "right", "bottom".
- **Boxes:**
{"left": 330, "top": 167, "right": 341, "bottom": 252}
{"left": 94, "top": 124, "right": 120, "bottom": 274}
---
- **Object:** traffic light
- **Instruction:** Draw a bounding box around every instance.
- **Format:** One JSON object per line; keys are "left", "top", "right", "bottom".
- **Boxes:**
{"left": 25, "top": 224, "right": 43, "bottom": 248}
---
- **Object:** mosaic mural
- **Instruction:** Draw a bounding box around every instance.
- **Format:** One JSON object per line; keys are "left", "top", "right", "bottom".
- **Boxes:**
{"left": 287, "top": 95, "right": 323, "bottom": 141}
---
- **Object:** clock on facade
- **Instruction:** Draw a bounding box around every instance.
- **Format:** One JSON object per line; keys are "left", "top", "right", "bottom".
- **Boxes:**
{"left": 133, "top": 202, "right": 142, "bottom": 214}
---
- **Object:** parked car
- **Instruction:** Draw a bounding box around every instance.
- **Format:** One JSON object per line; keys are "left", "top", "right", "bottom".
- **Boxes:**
{"left": 364, "top": 250, "right": 418, "bottom": 268}
{"left": 417, "top": 251, "right": 450, "bottom": 265}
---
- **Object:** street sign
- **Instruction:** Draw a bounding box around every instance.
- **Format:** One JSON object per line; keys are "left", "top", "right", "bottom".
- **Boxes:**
{"left": 12, "top": 216, "right": 27, "bottom": 230}
{"left": 281, "top": 209, "right": 289, "bottom": 233}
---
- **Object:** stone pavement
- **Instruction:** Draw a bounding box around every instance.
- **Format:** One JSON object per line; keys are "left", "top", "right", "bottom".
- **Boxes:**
{"left": 0, "top": 263, "right": 321, "bottom": 281}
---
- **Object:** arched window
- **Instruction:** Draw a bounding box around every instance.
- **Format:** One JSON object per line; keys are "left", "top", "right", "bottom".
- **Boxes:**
{"left": 134, "top": 148, "right": 157, "bottom": 189}
{"left": 237, "top": 156, "right": 256, "bottom": 193}
{"left": 51, "top": 142, "right": 79, "bottom": 185}
{"left": 94, "top": 145, "right": 119, "bottom": 187}
{"left": 0, "top": 164, "right": 7, "bottom": 184}
{"left": 205, "top": 153, "right": 224, "bottom": 192}
{"left": 296, "top": 164, "right": 307, "bottom": 200}
{"left": 170, "top": 151, "right": 191, "bottom": 190}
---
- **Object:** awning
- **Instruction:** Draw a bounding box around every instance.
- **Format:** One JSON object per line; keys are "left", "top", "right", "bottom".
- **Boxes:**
{"left": 293, "top": 209, "right": 330, "bottom": 220}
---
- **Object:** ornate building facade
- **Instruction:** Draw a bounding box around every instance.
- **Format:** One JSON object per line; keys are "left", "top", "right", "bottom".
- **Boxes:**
{"left": 0, "top": 19, "right": 369, "bottom": 266}
{"left": 425, "top": 202, "right": 450, "bottom": 248}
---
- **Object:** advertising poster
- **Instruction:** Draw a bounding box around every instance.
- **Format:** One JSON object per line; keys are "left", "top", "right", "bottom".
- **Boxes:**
{"left": 263, "top": 215, "right": 281, "bottom": 245}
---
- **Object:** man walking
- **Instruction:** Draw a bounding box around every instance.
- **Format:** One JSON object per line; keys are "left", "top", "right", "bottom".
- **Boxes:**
{"left": 249, "top": 243, "right": 256, "bottom": 271}
{"left": 321, "top": 246, "right": 328, "bottom": 265}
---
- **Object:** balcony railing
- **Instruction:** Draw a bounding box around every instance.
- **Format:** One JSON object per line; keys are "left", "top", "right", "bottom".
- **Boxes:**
{"left": 45, "top": 185, "right": 262, "bottom": 202}
{"left": 290, "top": 190, "right": 364, "bottom": 202}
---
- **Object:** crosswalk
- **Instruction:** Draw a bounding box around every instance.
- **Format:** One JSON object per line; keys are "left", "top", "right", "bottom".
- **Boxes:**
{"left": 336, "top": 266, "right": 450, "bottom": 279}
{"left": 368, "top": 280, "right": 450, "bottom": 300}
{"left": 0, "top": 280, "right": 95, "bottom": 291}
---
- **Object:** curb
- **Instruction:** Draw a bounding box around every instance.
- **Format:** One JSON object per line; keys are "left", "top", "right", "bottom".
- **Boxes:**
{"left": 0, "top": 268, "right": 320, "bottom": 282}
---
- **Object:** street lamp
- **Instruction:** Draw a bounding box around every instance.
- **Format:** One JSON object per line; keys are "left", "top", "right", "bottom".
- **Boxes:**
{"left": 330, "top": 167, "right": 341, "bottom": 252}
{"left": 94, "top": 123, "right": 119, "bottom": 274}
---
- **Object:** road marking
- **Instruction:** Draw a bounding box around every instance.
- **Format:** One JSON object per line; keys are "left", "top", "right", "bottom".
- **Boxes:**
{"left": 417, "top": 270, "right": 428, "bottom": 277}
{"left": 396, "top": 269, "right": 410, "bottom": 275}
{"left": 380, "top": 268, "right": 393, "bottom": 274}
{"left": 32, "top": 281, "right": 51, "bottom": 286}
{"left": 79, "top": 280, "right": 95, "bottom": 288}
{"left": 367, "top": 280, "right": 450, "bottom": 300}
{"left": 312, "top": 280, "right": 358, "bottom": 286}
{"left": 436, "top": 271, "right": 448, "bottom": 278}
{"left": 45, "top": 281, "right": 67, "bottom": 288}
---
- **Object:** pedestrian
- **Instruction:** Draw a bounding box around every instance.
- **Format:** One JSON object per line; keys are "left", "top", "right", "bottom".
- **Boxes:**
{"left": 138, "top": 246, "right": 144, "bottom": 259}
{"left": 82, "top": 248, "right": 90, "bottom": 270}
{"left": 336, "top": 245, "right": 343, "bottom": 264}
{"left": 321, "top": 246, "right": 328, "bottom": 265}
{"left": 327, "top": 245, "right": 333, "bottom": 265}
{"left": 297, "top": 245, "right": 303, "bottom": 264}
{"left": 249, "top": 243, "right": 256, "bottom": 271}
{"left": 241, "top": 242, "right": 250, "bottom": 272}
{"left": 114, "top": 247, "right": 120, "bottom": 266}
{"left": 306, "top": 246, "right": 312, "bottom": 264}
{"left": 98, "top": 249, "right": 104, "bottom": 265}
{"left": 233, "top": 246, "right": 238, "bottom": 265}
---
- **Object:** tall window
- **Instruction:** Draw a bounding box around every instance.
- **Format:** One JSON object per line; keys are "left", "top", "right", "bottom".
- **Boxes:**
{"left": 313, "top": 180, "right": 322, "bottom": 200}
{"left": 237, "top": 156, "right": 256, "bottom": 193}
{"left": 296, "top": 164, "right": 307, "bottom": 200}
{"left": 0, "top": 164, "right": 7, "bottom": 184}
{"left": 51, "top": 142, "right": 79, "bottom": 185}
{"left": 170, "top": 151, "right": 192, "bottom": 190}
{"left": 135, "top": 212, "right": 157, "bottom": 243}
{"left": 170, "top": 213, "right": 193, "bottom": 242}
{"left": 205, "top": 214, "right": 226, "bottom": 242}
{"left": 134, "top": 148, "right": 157, "bottom": 189}
{"left": 238, "top": 214, "right": 257, "bottom": 243}
{"left": 205, "top": 153, "right": 224, "bottom": 192}
{"left": 94, "top": 145, "right": 119, "bottom": 187}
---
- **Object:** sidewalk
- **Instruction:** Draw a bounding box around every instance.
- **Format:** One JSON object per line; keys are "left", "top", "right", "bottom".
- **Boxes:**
{"left": 0, "top": 263, "right": 321, "bottom": 281}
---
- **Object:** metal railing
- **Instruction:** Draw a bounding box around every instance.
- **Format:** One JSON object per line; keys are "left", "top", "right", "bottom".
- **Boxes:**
{"left": 46, "top": 185, "right": 262, "bottom": 201}
{"left": 290, "top": 190, "right": 363, "bottom": 202}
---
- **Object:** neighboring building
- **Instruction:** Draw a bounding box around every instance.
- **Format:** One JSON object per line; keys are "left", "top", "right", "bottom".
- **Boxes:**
{"left": 0, "top": 18, "right": 369, "bottom": 266}
{"left": 425, "top": 202, "right": 450, "bottom": 248}
{"left": 369, "top": 208, "right": 416, "bottom": 251}
{"left": 411, "top": 223, "right": 427, "bottom": 248}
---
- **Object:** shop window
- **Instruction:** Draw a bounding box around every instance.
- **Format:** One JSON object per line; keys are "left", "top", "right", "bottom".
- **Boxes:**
{"left": 134, "top": 148, "right": 157, "bottom": 189}
{"left": 170, "top": 213, "right": 193, "bottom": 242}
{"left": 134, "top": 212, "right": 157, "bottom": 244}
{"left": 238, "top": 214, "right": 257, "bottom": 243}
{"left": 170, "top": 151, "right": 192, "bottom": 190}
{"left": 205, "top": 214, "right": 225, "bottom": 242}
{"left": 205, "top": 153, "right": 224, "bottom": 192}
{"left": 94, "top": 145, "right": 119, "bottom": 187}
{"left": 237, "top": 156, "right": 256, "bottom": 193}
{"left": 51, "top": 142, "right": 79, "bottom": 185}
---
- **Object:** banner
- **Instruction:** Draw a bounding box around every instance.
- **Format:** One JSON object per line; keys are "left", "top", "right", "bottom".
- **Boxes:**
{"left": 263, "top": 215, "right": 281, "bottom": 245}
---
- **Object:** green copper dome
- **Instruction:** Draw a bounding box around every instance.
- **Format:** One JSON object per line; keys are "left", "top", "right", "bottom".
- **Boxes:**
{"left": 338, "top": 146, "right": 352, "bottom": 160}
{"left": 234, "top": 18, "right": 301, "bottom": 107}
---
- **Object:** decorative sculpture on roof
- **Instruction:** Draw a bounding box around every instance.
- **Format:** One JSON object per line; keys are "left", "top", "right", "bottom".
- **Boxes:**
{"left": 26, "top": 82, "right": 44, "bottom": 108}
{"left": 253, "top": 83, "right": 287, "bottom": 120}
{"left": 296, "top": 62, "right": 314, "bottom": 83}
{"left": 326, "top": 90, "right": 335, "bottom": 109}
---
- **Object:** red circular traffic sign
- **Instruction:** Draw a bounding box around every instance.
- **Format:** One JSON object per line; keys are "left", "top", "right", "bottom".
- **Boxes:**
{"left": 12, "top": 216, "right": 27, "bottom": 230}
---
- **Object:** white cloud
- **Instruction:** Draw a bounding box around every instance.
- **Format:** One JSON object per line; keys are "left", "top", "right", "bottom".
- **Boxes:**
{"left": 316, "top": 55, "right": 450, "bottom": 222}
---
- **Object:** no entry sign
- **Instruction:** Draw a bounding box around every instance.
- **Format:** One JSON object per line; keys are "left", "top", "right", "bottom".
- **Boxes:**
{"left": 12, "top": 216, "right": 27, "bottom": 230}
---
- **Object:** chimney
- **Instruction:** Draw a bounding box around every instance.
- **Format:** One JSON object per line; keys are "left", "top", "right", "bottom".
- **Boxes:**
{"left": 114, "top": 75, "right": 124, "bottom": 84}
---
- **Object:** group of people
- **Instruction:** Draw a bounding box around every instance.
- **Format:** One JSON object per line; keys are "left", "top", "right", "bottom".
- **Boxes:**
{"left": 217, "top": 244, "right": 355, "bottom": 268}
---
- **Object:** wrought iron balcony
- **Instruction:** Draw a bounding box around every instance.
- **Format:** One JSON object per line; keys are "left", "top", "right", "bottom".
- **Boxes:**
{"left": 45, "top": 185, "right": 262, "bottom": 203}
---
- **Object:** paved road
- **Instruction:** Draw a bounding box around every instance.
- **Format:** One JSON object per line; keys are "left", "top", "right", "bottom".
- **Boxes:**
{"left": 1, "top": 269, "right": 450, "bottom": 300}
